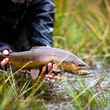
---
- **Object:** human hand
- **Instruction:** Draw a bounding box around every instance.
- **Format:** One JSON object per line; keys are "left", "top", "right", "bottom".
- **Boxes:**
{"left": 39, "top": 62, "right": 62, "bottom": 81}
{"left": 30, "top": 62, "right": 61, "bottom": 81}
{"left": 30, "top": 46, "right": 62, "bottom": 80}
{"left": 0, "top": 43, "right": 12, "bottom": 67}
{"left": 0, "top": 50, "right": 10, "bottom": 67}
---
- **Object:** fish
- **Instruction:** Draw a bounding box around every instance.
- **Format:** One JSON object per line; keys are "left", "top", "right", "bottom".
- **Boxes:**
{"left": 0, "top": 46, "right": 90, "bottom": 75}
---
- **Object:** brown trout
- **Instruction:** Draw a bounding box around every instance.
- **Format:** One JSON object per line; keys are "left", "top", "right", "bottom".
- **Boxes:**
{"left": 0, "top": 46, "right": 89, "bottom": 75}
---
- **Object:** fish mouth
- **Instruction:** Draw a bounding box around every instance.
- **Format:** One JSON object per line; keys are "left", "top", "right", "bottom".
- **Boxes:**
{"left": 78, "top": 63, "right": 89, "bottom": 68}
{"left": 77, "top": 64, "right": 91, "bottom": 75}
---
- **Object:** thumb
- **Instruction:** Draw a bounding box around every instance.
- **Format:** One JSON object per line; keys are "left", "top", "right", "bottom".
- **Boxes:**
{"left": 2, "top": 49, "right": 10, "bottom": 55}
{"left": 0, "top": 57, "right": 9, "bottom": 67}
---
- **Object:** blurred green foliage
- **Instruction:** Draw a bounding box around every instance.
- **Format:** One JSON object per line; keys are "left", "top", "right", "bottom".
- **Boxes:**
{"left": 54, "top": 0, "right": 110, "bottom": 62}
{"left": 63, "top": 75, "right": 110, "bottom": 110}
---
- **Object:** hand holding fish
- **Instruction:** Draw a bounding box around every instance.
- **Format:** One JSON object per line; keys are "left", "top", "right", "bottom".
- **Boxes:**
{"left": 0, "top": 43, "right": 12, "bottom": 67}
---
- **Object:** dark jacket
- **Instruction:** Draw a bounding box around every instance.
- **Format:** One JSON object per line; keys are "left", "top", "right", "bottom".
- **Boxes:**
{"left": 0, "top": 0, "right": 55, "bottom": 51}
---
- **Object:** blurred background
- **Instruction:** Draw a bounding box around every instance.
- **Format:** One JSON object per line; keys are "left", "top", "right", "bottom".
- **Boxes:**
{"left": 54, "top": 0, "right": 110, "bottom": 64}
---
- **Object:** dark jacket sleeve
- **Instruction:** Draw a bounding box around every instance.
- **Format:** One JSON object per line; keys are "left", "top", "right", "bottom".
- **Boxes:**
{"left": 29, "top": 0, "right": 55, "bottom": 47}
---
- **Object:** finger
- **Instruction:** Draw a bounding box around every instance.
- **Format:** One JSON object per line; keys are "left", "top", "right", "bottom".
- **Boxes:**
{"left": 45, "top": 73, "right": 63, "bottom": 81}
{"left": 2, "top": 49, "right": 10, "bottom": 55}
{"left": 39, "top": 65, "right": 47, "bottom": 79}
{"left": 52, "top": 64, "right": 58, "bottom": 71}
{"left": 45, "top": 74, "right": 55, "bottom": 82}
{"left": 0, "top": 57, "right": 9, "bottom": 67}
{"left": 47, "top": 62, "right": 53, "bottom": 72}
{"left": 47, "top": 63, "right": 59, "bottom": 72}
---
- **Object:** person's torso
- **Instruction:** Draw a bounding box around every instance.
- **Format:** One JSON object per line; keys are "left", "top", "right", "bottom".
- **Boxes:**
{"left": 0, "top": 0, "right": 26, "bottom": 33}
{"left": 0, "top": 0, "right": 32, "bottom": 51}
